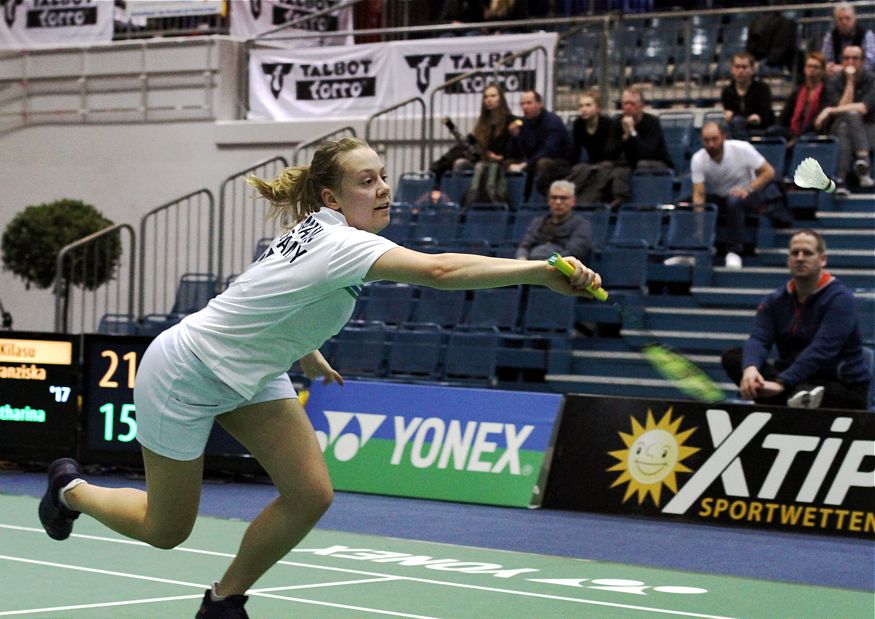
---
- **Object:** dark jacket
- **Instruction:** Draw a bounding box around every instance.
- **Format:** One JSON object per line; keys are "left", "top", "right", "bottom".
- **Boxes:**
{"left": 515, "top": 214, "right": 592, "bottom": 261}
{"left": 721, "top": 79, "right": 776, "bottom": 129}
{"left": 507, "top": 109, "right": 571, "bottom": 168}
{"left": 605, "top": 112, "right": 674, "bottom": 169}
{"left": 742, "top": 274, "right": 870, "bottom": 389}
{"left": 823, "top": 69, "right": 875, "bottom": 123}
{"left": 570, "top": 114, "right": 612, "bottom": 164}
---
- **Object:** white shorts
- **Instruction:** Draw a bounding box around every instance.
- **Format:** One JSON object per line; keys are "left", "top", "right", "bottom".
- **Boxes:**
{"left": 134, "top": 324, "right": 296, "bottom": 461}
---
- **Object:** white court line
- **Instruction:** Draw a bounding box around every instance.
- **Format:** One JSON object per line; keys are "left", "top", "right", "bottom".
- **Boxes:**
{"left": 253, "top": 591, "right": 441, "bottom": 619}
{"left": 0, "top": 594, "right": 204, "bottom": 617}
{"left": 253, "top": 576, "right": 401, "bottom": 592}
{"left": 0, "top": 524, "right": 735, "bottom": 619}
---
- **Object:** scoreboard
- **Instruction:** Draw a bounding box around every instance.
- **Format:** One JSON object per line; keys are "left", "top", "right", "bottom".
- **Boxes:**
{"left": 0, "top": 332, "right": 78, "bottom": 461}
{"left": 81, "top": 334, "right": 256, "bottom": 469}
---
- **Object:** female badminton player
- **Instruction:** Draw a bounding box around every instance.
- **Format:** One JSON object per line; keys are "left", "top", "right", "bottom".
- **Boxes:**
{"left": 39, "top": 137, "right": 601, "bottom": 618}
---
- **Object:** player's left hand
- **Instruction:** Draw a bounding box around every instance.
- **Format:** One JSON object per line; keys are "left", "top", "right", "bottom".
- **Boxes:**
{"left": 299, "top": 350, "right": 345, "bottom": 386}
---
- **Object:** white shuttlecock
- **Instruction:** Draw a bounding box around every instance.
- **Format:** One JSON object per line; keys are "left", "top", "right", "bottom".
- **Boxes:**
{"left": 794, "top": 157, "right": 836, "bottom": 193}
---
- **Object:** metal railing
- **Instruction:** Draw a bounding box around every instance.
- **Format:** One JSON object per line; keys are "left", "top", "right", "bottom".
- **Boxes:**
{"left": 365, "top": 97, "right": 427, "bottom": 179}
{"left": 138, "top": 189, "right": 215, "bottom": 319}
{"left": 216, "top": 156, "right": 289, "bottom": 283}
{"left": 54, "top": 224, "right": 136, "bottom": 334}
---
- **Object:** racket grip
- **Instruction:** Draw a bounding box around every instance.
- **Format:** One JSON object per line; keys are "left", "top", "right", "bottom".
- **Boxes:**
{"left": 547, "top": 253, "right": 609, "bottom": 301}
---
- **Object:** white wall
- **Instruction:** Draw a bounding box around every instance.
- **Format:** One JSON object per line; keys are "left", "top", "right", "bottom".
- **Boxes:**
{"left": 0, "top": 120, "right": 318, "bottom": 332}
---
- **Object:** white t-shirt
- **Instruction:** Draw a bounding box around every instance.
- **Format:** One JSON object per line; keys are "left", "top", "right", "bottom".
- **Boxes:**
{"left": 690, "top": 140, "right": 766, "bottom": 198}
{"left": 178, "top": 208, "right": 397, "bottom": 399}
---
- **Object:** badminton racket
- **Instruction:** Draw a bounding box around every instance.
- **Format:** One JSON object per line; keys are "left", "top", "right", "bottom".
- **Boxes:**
{"left": 793, "top": 157, "right": 836, "bottom": 193}
{"left": 548, "top": 253, "right": 725, "bottom": 403}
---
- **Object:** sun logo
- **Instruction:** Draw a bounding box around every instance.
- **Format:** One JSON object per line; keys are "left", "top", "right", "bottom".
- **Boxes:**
{"left": 607, "top": 408, "right": 699, "bottom": 506}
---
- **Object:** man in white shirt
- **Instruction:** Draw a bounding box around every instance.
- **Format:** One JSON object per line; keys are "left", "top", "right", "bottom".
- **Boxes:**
{"left": 690, "top": 121, "right": 776, "bottom": 269}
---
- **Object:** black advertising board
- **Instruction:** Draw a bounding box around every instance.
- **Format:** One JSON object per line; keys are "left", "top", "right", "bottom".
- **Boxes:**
{"left": 0, "top": 332, "right": 78, "bottom": 461}
{"left": 545, "top": 394, "right": 875, "bottom": 539}
{"left": 80, "top": 334, "right": 256, "bottom": 470}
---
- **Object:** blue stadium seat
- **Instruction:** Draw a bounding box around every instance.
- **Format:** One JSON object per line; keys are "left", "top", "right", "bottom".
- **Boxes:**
{"left": 465, "top": 286, "right": 522, "bottom": 331}
{"left": 411, "top": 288, "right": 467, "bottom": 327}
{"left": 611, "top": 204, "right": 665, "bottom": 249}
{"left": 97, "top": 313, "right": 137, "bottom": 335}
{"left": 750, "top": 136, "right": 787, "bottom": 178}
{"left": 439, "top": 171, "right": 473, "bottom": 205}
{"left": 413, "top": 207, "right": 461, "bottom": 243}
{"left": 508, "top": 203, "right": 548, "bottom": 243}
{"left": 330, "top": 321, "right": 387, "bottom": 377}
{"left": 596, "top": 241, "right": 649, "bottom": 294}
{"left": 661, "top": 203, "right": 718, "bottom": 265}
{"left": 170, "top": 273, "right": 219, "bottom": 315}
{"left": 381, "top": 206, "right": 415, "bottom": 245}
{"left": 506, "top": 172, "right": 527, "bottom": 210}
{"left": 442, "top": 326, "right": 500, "bottom": 385}
{"left": 788, "top": 136, "right": 839, "bottom": 182}
{"left": 386, "top": 323, "right": 444, "bottom": 380}
{"left": 359, "top": 282, "right": 414, "bottom": 325}
{"left": 395, "top": 171, "right": 436, "bottom": 206}
{"left": 576, "top": 203, "right": 611, "bottom": 250}
{"left": 459, "top": 204, "right": 510, "bottom": 245}
{"left": 522, "top": 287, "right": 577, "bottom": 335}
{"left": 631, "top": 169, "right": 676, "bottom": 204}
{"left": 659, "top": 111, "right": 694, "bottom": 174}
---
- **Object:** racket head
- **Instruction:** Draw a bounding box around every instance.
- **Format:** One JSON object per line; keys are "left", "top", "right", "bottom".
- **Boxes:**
{"left": 642, "top": 344, "right": 724, "bottom": 403}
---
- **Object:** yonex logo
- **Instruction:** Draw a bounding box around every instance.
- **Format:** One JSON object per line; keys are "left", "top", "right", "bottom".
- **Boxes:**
{"left": 315, "top": 411, "right": 386, "bottom": 461}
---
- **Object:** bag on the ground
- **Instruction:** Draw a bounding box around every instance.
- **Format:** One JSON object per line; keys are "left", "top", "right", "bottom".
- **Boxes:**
{"left": 462, "top": 161, "right": 509, "bottom": 208}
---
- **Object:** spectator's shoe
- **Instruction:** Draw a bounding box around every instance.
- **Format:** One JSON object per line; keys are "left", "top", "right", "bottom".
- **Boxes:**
{"left": 834, "top": 182, "right": 851, "bottom": 197}
{"left": 38, "top": 458, "right": 82, "bottom": 541}
{"left": 724, "top": 252, "right": 743, "bottom": 269}
{"left": 195, "top": 589, "right": 249, "bottom": 619}
{"left": 663, "top": 255, "right": 696, "bottom": 266}
{"left": 787, "top": 386, "right": 825, "bottom": 409}
{"left": 853, "top": 159, "right": 874, "bottom": 188}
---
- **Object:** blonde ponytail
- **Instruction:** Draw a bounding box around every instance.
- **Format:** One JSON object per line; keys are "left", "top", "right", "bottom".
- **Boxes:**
{"left": 247, "top": 136, "right": 371, "bottom": 229}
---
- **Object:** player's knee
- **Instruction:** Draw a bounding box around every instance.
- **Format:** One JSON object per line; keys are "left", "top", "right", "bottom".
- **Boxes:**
{"left": 144, "top": 521, "right": 195, "bottom": 549}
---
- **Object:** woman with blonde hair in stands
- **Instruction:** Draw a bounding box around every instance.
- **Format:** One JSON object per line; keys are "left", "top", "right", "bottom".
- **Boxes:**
{"left": 38, "top": 137, "right": 601, "bottom": 619}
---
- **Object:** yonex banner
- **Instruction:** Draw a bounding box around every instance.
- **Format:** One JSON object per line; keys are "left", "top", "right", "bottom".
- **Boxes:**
{"left": 304, "top": 380, "right": 562, "bottom": 507}
{"left": 231, "top": 0, "right": 353, "bottom": 47}
{"left": 545, "top": 395, "right": 875, "bottom": 538}
{"left": 248, "top": 31, "right": 556, "bottom": 120}
{"left": 0, "top": 0, "right": 113, "bottom": 49}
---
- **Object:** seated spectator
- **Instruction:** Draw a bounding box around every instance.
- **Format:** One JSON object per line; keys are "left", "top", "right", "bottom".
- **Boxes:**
{"left": 507, "top": 89, "right": 572, "bottom": 201}
{"left": 722, "top": 229, "right": 871, "bottom": 410}
{"left": 429, "top": 83, "right": 516, "bottom": 202}
{"left": 768, "top": 51, "right": 828, "bottom": 147}
{"left": 515, "top": 180, "right": 592, "bottom": 261}
{"left": 721, "top": 51, "right": 776, "bottom": 139}
{"left": 601, "top": 86, "right": 675, "bottom": 208}
{"left": 814, "top": 45, "right": 875, "bottom": 192}
{"left": 482, "top": 0, "right": 528, "bottom": 33}
{"left": 690, "top": 122, "right": 777, "bottom": 269}
{"left": 439, "top": 0, "right": 486, "bottom": 31}
{"left": 566, "top": 89, "right": 619, "bottom": 205}
{"left": 821, "top": 2, "right": 875, "bottom": 76}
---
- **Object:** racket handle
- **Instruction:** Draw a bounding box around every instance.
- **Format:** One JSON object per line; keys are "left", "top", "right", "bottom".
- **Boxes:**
{"left": 547, "top": 253, "right": 609, "bottom": 301}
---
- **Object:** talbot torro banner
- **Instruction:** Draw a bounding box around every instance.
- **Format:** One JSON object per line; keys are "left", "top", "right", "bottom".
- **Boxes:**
{"left": 545, "top": 395, "right": 875, "bottom": 539}
{"left": 248, "top": 31, "right": 556, "bottom": 120}
{"left": 231, "top": 0, "right": 353, "bottom": 47}
{"left": 0, "top": 0, "right": 113, "bottom": 48}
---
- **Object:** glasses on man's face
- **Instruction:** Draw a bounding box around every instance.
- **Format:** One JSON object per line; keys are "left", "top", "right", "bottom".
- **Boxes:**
{"left": 549, "top": 195, "right": 572, "bottom": 201}
{"left": 843, "top": 55, "right": 863, "bottom": 61}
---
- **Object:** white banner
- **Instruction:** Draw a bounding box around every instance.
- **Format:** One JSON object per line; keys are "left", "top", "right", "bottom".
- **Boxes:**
{"left": 249, "top": 32, "right": 556, "bottom": 120}
{"left": 0, "top": 0, "right": 114, "bottom": 49}
{"left": 231, "top": 0, "right": 353, "bottom": 47}
{"left": 250, "top": 42, "right": 391, "bottom": 120}
{"left": 388, "top": 32, "right": 557, "bottom": 103}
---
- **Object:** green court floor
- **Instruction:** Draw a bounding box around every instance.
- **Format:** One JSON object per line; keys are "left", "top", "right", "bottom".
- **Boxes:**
{"left": 0, "top": 494, "right": 871, "bottom": 618}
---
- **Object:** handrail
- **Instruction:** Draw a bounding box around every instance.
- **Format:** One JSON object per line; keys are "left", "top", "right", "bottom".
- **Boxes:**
{"left": 291, "top": 125, "right": 357, "bottom": 165}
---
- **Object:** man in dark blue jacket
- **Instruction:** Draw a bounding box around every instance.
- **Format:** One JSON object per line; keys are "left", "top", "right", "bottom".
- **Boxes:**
{"left": 722, "top": 229, "right": 871, "bottom": 410}
{"left": 507, "top": 89, "right": 571, "bottom": 201}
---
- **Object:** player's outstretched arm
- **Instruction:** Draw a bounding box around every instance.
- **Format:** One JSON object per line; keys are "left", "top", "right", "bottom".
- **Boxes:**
{"left": 366, "top": 247, "right": 600, "bottom": 296}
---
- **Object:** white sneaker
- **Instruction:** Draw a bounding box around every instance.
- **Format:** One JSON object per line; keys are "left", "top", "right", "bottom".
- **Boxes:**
{"left": 724, "top": 252, "right": 742, "bottom": 269}
{"left": 787, "top": 386, "right": 825, "bottom": 409}
{"left": 664, "top": 255, "right": 696, "bottom": 266}
{"left": 859, "top": 174, "right": 874, "bottom": 188}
